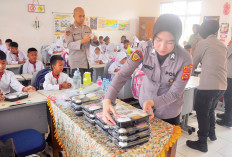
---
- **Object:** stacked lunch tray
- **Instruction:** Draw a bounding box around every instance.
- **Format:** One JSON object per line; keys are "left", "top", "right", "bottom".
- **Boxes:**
{"left": 70, "top": 93, "right": 102, "bottom": 116}
{"left": 83, "top": 102, "right": 151, "bottom": 149}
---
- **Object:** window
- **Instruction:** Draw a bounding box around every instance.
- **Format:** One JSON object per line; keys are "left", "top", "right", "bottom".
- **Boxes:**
{"left": 160, "top": 0, "right": 202, "bottom": 46}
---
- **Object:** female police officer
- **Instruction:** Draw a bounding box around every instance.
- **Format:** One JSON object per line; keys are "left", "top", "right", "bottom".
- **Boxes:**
{"left": 102, "top": 14, "right": 193, "bottom": 126}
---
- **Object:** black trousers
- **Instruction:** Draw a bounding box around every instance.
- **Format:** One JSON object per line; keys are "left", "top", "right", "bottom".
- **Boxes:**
{"left": 195, "top": 90, "right": 225, "bottom": 138}
{"left": 163, "top": 114, "right": 180, "bottom": 125}
{"left": 223, "top": 78, "right": 232, "bottom": 122}
{"left": 71, "top": 68, "right": 93, "bottom": 84}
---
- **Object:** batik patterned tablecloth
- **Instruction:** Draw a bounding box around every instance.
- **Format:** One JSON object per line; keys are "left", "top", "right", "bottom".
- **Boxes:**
{"left": 50, "top": 99, "right": 178, "bottom": 157}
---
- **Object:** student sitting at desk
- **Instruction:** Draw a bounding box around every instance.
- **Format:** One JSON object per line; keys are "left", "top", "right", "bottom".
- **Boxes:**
{"left": 101, "top": 36, "right": 110, "bottom": 53}
{"left": 105, "top": 43, "right": 118, "bottom": 62}
{"left": 108, "top": 52, "right": 127, "bottom": 73}
{"left": 4, "top": 39, "right": 12, "bottom": 55}
{"left": 7, "top": 42, "right": 27, "bottom": 65}
{"left": 0, "top": 50, "right": 35, "bottom": 96}
{"left": 90, "top": 46, "right": 108, "bottom": 65}
{"left": 99, "top": 36, "right": 104, "bottom": 47}
{"left": 48, "top": 40, "right": 64, "bottom": 55}
{"left": 118, "top": 35, "right": 126, "bottom": 51}
{"left": 43, "top": 55, "right": 72, "bottom": 90}
{"left": 121, "top": 39, "right": 134, "bottom": 55}
{"left": 22, "top": 48, "right": 44, "bottom": 74}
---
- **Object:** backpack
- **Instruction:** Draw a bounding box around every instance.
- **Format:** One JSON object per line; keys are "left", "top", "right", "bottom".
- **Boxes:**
{"left": 131, "top": 69, "right": 145, "bottom": 99}
{"left": 34, "top": 68, "right": 50, "bottom": 90}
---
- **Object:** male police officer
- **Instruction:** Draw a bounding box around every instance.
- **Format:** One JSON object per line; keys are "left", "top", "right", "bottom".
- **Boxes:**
{"left": 65, "top": 7, "right": 99, "bottom": 78}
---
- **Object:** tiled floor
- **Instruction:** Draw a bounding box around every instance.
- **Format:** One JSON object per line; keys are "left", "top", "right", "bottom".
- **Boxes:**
{"left": 177, "top": 111, "right": 232, "bottom": 157}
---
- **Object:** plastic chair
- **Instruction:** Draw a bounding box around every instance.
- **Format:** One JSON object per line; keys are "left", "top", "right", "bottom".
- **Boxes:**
{"left": 0, "top": 129, "right": 46, "bottom": 157}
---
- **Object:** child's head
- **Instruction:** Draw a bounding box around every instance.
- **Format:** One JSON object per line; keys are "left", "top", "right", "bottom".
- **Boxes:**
{"left": 50, "top": 55, "right": 64, "bottom": 74}
{"left": 120, "top": 57, "right": 127, "bottom": 64}
{"left": 123, "top": 39, "right": 130, "bottom": 49}
{"left": 121, "top": 35, "right": 126, "bottom": 43}
{"left": 27, "top": 48, "right": 38, "bottom": 63}
{"left": 0, "top": 50, "right": 6, "bottom": 72}
{"left": 10, "top": 42, "right": 19, "bottom": 54}
{"left": 5, "top": 39, "right": 12, "bottom": 50}
{"left": 116, "top": 52, "right": 127, "bottom": 64}
{"left": 94, "top": 47, "right": 101, "bottom": 55}
{"left": 99, "top": 36, "right": 104, "bottom": 44}
{"left": 104, "top": 36, "right": 110, "bottom": 45}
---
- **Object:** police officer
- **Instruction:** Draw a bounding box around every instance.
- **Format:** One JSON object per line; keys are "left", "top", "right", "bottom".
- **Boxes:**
{"left": 216, "top": 42, "right": 232, "bottom": 127}
{"left": 186, "top": 20, "right": 227, "bottom": 152}
{"left": 102, "top": 14, "right": 193, "bottom": 126}
{"left": 65, "top": 7, "right": 99, "bottom": 78}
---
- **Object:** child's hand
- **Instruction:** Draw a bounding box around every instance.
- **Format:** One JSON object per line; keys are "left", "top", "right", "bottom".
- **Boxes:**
{"left": 95, "top": 60, "right": 103, "bottom": 64}
{"left": 53, "top": 51, "right": 58, "bottom": 54}
{"left": 61, "top": 81, "right": 72, "bottom": 89}
{"left": 114, "top": 48, "right": 117, "bottom": 52}
{"left": 23, "top": 85, "right": 35, "bottom": 92}
{"left": 114, "top": 69, "right": 120, "bottom": 72}
{"left": 18, "top": 61, "right": 26, "bottom": 64}
{"left": 0, "top": 92, "right": 5, "bottom": 101}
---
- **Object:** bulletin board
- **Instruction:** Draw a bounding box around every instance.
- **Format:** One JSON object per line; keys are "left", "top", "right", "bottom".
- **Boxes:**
{"left": 53, "top": 13, "right": 73, "bottom": 40}
{"left": 85, "top": 16, "right": 130, "bottom": 31}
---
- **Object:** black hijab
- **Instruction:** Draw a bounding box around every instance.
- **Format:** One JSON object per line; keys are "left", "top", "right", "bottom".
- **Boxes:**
{"left": 199, "top": 20, "right": 219, "bottom": 39}
{"left": 153, "top": 14, "right": 182, "bottom": 44}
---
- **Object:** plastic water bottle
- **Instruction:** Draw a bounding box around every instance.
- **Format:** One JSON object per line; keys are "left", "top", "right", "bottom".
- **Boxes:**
{"left": 102, "top": 78, "right": 107, "bottom": 90}
{"left": 97, "top": 76, "right": 103, "bottom": 86}
{"left": 73, "top": 70, "right": 82, "bottom": 89}
{"left": 105, "top": 79, "right": 110, "bottom": 90}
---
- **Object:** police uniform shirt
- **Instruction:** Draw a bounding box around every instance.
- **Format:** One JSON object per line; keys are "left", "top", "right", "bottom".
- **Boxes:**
{"left": 65, "top": 24, "right": 99, "bottom": 69}
{"left": 105, "top": 40, "right": 193, "bottom": 119}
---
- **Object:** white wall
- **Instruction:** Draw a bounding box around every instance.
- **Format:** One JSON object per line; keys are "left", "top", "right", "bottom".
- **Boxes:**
{"left": 158, "top": 0, "right": 232, "bottom": 44}
{"left": 1, "top": 0, "right": 156, "bottom": 59}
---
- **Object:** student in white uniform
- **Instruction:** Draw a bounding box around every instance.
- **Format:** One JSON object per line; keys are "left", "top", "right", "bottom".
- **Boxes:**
{"left": 108, "top": 51, "right": 127, "bottom": 74}
{"left": 105, "top": 43, "right": 118, "bottom": 61}
{"left": 4, "top": 39, "right": 12, "bottom": 55}
{"left": 0, "top": 39, "right": 7, "bottom": 53}
{"left": 7, "top": 42, "right": 27, "bottom": 65}
{"left": 22, "top": 48, "right": 44, "bottom": 74}
{"left": 90, "top": 46, "right": 108, "bottom": 65}
{"left": 43, "top": 55, "right": 73, "bottom": 90}
{"left": 0, "top": 50, "right": 35, "bottom": 96}
{"left": 48, "top": 40, "right": 64, "bottom": 55}
{"left": 118, "top": 35, "right": 126, "bottom": 51}
{"left": 99, "top": 36, "right": 105, "bottom": 48}
{"left": 101, "top": 36, "right": 110, "bottom": 53}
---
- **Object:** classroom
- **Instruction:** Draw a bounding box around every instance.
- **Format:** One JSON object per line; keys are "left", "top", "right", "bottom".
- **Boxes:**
{"left": 0, "top": 0, "right": 232, "bottom": 157}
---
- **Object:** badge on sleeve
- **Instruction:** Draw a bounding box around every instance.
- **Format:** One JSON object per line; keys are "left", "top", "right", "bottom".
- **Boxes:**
{"left": 66, "top": 31, "right": 70, "bottom": 36}
{"left": 131, "top": 50, "right": 143, "bottom": 62}
{"left": 181, "top": 64, "right": 193, "bottom": 81}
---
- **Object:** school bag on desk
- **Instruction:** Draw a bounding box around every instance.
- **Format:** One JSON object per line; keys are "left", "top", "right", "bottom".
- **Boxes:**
{"left": 34, "top": 68, "right": 51, "bottom": 90}
{"left": 131, "top": 68, "right": 145, "bottom": 99}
